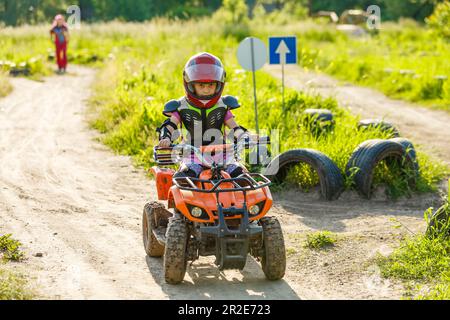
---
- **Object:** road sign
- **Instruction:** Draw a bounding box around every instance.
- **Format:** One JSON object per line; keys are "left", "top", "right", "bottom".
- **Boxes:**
{"left": 237, "top": 37, "right": 267, "bottom": 135}
{"left": 269, "top": 36, "right": 297, "bottom": 112}
{"left": 237, "top": 37, "right": 267, "bottom": 72}
{"left": 269, "top": 36, "right": 297, "bottom": 65}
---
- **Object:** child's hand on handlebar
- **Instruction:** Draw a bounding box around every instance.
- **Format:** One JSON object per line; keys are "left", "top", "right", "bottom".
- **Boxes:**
{"left": 158, "top": 138, "right": 172, "bottom": 148}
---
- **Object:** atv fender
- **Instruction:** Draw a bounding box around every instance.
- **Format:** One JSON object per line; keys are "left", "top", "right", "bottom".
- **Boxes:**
{"left": 150, "top": 166, "right": 175, "bottom": 200}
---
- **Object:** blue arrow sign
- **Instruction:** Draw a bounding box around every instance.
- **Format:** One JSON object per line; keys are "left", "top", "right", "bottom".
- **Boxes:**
{"left": 269, "top": 36, "right": 297, "bottom": 65}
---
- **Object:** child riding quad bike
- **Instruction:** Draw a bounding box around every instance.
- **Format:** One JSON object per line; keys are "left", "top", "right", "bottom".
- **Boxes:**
{"left": 143, "top": 141, "right": 286, "bottom": 284}
{"left": 142, "top": 52, "right": 286, "bottom": 284}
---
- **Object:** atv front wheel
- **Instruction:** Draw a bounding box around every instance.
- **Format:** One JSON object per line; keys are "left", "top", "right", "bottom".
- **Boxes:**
{"left": 260, "top": 217, "right": 286, "bottom": 280}
{"left": 143, "top": 202, "right": 166, "bottom": 257}
{"left": 164, "top": 218, "right": 189, "bottom": 284}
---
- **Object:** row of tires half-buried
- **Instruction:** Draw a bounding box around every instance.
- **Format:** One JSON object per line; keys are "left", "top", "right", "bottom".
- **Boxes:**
{"left": 262, "top": 138, "right": 419, "bottom": 200}
{"left": 303, "top": 108, "right": 400, "bottom": 137}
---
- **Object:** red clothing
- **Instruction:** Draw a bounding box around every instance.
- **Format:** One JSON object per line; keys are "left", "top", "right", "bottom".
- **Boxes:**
{"left": 55, "top": 41, "right": 67, "bottom": 69}
{"left": 51, "top": 26, "right": 68, "bottom": 69}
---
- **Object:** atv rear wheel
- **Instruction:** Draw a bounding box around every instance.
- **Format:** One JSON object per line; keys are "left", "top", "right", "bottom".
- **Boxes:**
{"left": 260, "top": 217, "right": 286, "bottom": 281}
{"left": 164, "top": 218, "right": 189, "bottom": 284}
{"left": 143, "top": 202, "right": 165, "bottom": 257}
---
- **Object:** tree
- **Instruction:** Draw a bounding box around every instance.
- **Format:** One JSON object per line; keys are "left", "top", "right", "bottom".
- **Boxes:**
{"left": 222, "top": 0, "right": 249, "bottom": 23}
{"left": 426, "top": 0, "right": 450, "bottom": 38}
{"left": 78, "top": 0, "right": 94, "bottom": 21}
{"left": 381, "top": 0, "right": 439, "bottom": 22}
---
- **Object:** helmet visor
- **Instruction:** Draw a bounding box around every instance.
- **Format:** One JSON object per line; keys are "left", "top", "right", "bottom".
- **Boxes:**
{"left": 184, "top": 64, "right": 225, "bottom": 83}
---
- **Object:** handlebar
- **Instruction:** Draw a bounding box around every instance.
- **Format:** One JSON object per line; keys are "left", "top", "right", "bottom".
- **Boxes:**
{"left": 173, "top": 144, "right": 218, "bottom": 167}
{"left": 153, "top": 135, "right": 270, "bottom": 167}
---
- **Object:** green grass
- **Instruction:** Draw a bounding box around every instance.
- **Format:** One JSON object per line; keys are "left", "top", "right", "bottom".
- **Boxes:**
{"left": 377, "top": 234, "right": 450, "bottom": 299}
{"left": 305, "top": 231, "right": 337, "bottom": 249}
{"left": 250, "top": 19, "right": 449, "bottom": 112}
{"left": 0, "top": 24, "right": 114, "bottom": 78}
{"left": 0, "top": 234, "right": 24, "bottom": 262}
{"left": 0, "top": 267, "right": 32, "bottom": 300}
{"left": 378, "top": 235, "right": 450, "bottom": 281}
{"left": 0, "top": 234, "right": 31, "bottom": 300}
{"left": 83, "top": 19, "right": 448, "bottom": 197}
{"left": 378, "top": 180, "right": 450, "bottom": 299}
{"left": 1, "top": 20, "right": 448, "bottom": 197}
{"left": 286, "top": 247, "right": 298, "bottom": 257}
{"left": 285, "top": 162, "right": 320, "bottom": 192}
{"left": 0, "top": 72, "right": 12, "bottom": 97}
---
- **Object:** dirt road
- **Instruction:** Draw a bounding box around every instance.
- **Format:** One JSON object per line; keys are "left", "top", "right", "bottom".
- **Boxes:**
{"left": 265, "top": 65, "right": 450, "bottom": 165}
{"left": 0, "top": 66, "right": 445, "bottom": 299}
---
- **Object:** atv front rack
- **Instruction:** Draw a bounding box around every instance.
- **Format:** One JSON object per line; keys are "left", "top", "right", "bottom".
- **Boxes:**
{"left": 173, "top": 172, "right": 271, "bottom": 271}
{"left": 172, "top": 173, "right": 271, "bottom": 193}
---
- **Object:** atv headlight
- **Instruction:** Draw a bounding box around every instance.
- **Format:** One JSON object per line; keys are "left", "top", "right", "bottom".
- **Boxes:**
{"left": 191, "top": 206, "right": 203, "bottom": 218}
{"left": 249, "top": 205, "right": 261, "bottom": 215}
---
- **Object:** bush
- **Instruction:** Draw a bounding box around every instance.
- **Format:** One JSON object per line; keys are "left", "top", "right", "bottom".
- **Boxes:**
{"left": 167, "top": 6, "right": 212, "bottom": 20}
{"left": 252, "top": 0, "right": 308, "bottom": 25}
{"left": 213, "top": 0, "right": 249, "bottom": 25}
{"left": 426, "top": 1, "right": 450, "bottom": 39}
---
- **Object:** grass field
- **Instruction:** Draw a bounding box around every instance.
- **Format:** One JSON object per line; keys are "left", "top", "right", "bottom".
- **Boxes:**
{"left": 250, "top": 19, "right": 450, "bottom": 112}
{"left": 0, "top": 234, "right": 31, "bottom": 300}
{"left": 86, "top": 20, "right": 448, "bottom": 197}
{"left": 377, "top": 183, "right": 450, "bottom": 300}
{"left": 1, "top": 16, "right": 450, "bottom": 300}
{"left": 0, "top": 72, "right": 12, "bottom": 97}
{"left": 0, "top": 19, "right": 448, "bottom": 198}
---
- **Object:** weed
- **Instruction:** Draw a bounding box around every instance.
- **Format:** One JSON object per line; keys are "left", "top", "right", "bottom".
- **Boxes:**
{"left": 305, "top": 231, "right": 337, "bottom": 249}
{"left": 0, "top": 234, "right": 24, "bottom": 262}
{"left": 0, "top": 268, "right": 32, "bottom": 300}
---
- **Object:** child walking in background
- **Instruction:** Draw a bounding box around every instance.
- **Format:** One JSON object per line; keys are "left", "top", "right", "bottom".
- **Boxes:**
{"left": 50, "top": 15, "right": 69, "bottom": 74}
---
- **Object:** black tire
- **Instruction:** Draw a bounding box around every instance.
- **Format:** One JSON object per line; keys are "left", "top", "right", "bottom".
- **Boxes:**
{"left": 389, "top": 137, "right": 420, "bottom": 173}
{"left": 303, "top": 109, "right": 334, "bottom": 122}
{"left": 142, "top": 202, "right": 166, "bottom": 257}
{"left": 263, "top": 149, "right": 344, "bottom": 200}
{"left": 163, "top": 218, "right": 188, "bottom": 284}
{"left": 259, "top": 217, "right": 286, "bottom": 281}
{"left": 358, "top": 119, "right": 400, "bottom": 137}
{"left": 303, "top": 109, "right": 335, "bottom": 136}
{"left": 426, "top": 203, "right": 450, "bottom": 238}
{"left": 345, "top": 139, "right": 418, "bottom": 199}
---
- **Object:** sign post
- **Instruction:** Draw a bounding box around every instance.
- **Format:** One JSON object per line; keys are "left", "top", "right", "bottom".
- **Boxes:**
{"left": 237, "top": 37, "right": 267, "bottom": 135}
{"left": 269, "top": 36, "right": 297, "bottom": 113}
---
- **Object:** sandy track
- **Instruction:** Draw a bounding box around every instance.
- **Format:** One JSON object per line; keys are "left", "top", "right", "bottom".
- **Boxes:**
{"left": 0, "top": 66, "right": 300, "bottom": 299}
{"left": 0, "top": 66, "right": 445, "bottom": 300}
{"left": 265, "top": 65, "right": 450, "bottom": 166}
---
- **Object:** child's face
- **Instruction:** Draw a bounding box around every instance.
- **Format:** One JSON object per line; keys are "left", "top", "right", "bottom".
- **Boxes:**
{"left": 193, "top": 82, "right": 217, "bottom": 97}
{"left": 56, "top": 18, "right": 64, "bottom": 26}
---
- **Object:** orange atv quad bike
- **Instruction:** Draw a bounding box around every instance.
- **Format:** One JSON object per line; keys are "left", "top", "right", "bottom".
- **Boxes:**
{"left": 142, "top": 139, "right": 286, "bottom": 284}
